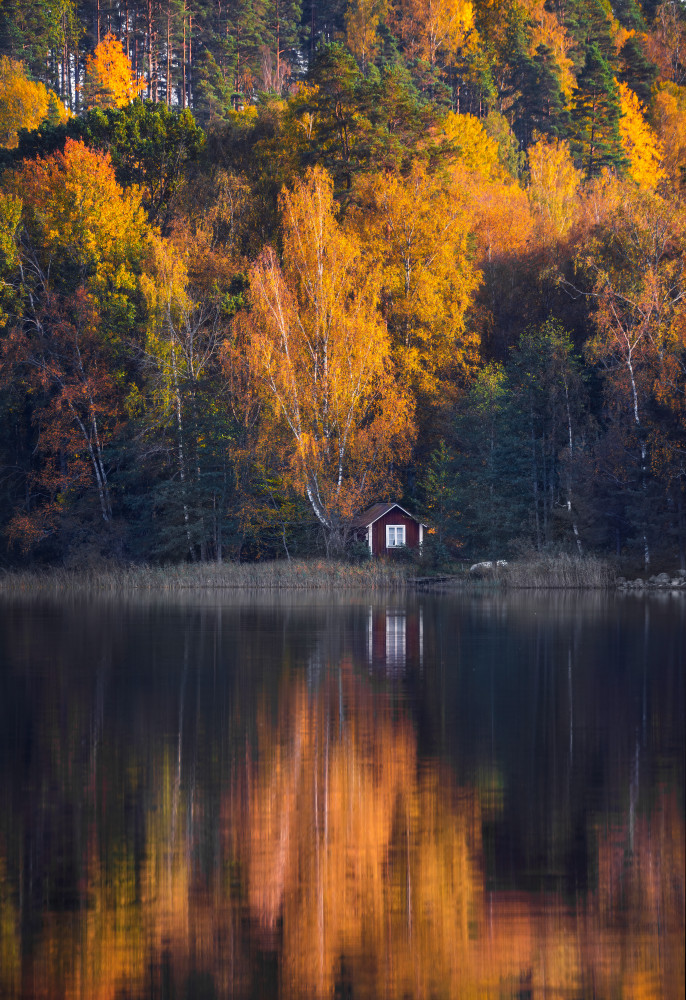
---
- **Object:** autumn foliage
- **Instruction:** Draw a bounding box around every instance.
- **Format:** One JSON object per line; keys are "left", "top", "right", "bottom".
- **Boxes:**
{"left": 81, "top": 33, "right": 145, "bottom": 110}
{"left": 1, "top": 659, "right": 681, "bottom": 999}
{"left": 0, "top": 0, "right": 685, "bottom": 565}
{"left": 243, "top": 167, "right": 414, "bottom": 541}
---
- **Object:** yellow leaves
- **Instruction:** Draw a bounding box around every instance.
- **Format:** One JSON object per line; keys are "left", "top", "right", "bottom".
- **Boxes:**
{"left": 0, "top": 57, "right": 63, "bottom": 149}
{"left": 392, "top": 0, "right": 476, "bottom": 66}
{"left": 143, "top": 230, "right": 191, "bottom": 321}
{"left": 4, "top": 139, "right": 149, "bottom": 299}
{"left": 653, "top": 83, "right": 686, "bottom": 186}
{"left": 81, "top": 32, "right": 145, "bottom": 110}
{"left": 527, "top": 136, "right": 582, "bottom": 239}
{"left": 471, "top": 177, "right": 533, "bottom": 263}
{"left": 346, "top": 0, "right": 388, "bottom": 70}
{"left": 521, "top": 0, "right": 576, "bottom": 98}
{"left": 351, "top": 161, "right": 481, "bottom": 399}
{"left": 0, "top": 192, "right": 21, "bottom": 268}
{"left": 618, "top": 81, "right": 665, "bottom": 189}
{"left": 442, "top": 111, "right": 502, "bottom": 180}
{"left": 244, "top": 166, "right": 414, "bottom": 528}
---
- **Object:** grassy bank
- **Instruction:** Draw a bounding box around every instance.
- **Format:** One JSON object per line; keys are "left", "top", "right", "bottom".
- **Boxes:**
{"left": 0, "top": 553, "right": 619, "bottom": 593}
{"left": 0, "top": 558, "right": 414, "bottom": 593}
{"left": 497, "top": 553, "right": 616, "bottom": 589}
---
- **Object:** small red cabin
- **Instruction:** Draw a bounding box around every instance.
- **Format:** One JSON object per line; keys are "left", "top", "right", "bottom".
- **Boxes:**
{"left": 351, "top": 502, "right": 426, "bottom": 557}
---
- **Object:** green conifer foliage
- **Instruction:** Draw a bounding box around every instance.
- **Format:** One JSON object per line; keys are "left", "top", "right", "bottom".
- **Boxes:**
{"left": 513, "top": 44, "right": 569, "bottom": 148}
{"left": 258, "top": 0, "right": 303, "bottom": 91}
{"left": 618, "top": 36, "right": 658, "bottom": 107}
{"left": 569, "top": 42, "right": 626, "bottom": 176}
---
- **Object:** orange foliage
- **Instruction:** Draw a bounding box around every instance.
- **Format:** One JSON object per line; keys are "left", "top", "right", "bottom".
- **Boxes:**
{"left": 81, "top": 32, "right": 145, "bottom": 109}
{"left": 4, "top": 138, "right": 148, "bottom": 300}
{"left": 0, "top": 57, "right": 66, "bottom": 149}
{"left": 0, "top": 140, "right": 153, "bottom": 547}
{"left": 582, "top": 188, "right": 686, "bottom": 429}
{"left": 645, "top": 1, "right": 686, "bottom": 85}
{"left": 653, "top": 83, "right": 686, "bottom": 186}
{"left": 241, "top": 166, "right": 414, "bottom": 536}
{"left": 351, "top": 161, "right": 482, "bottom": 400}
{"left": 0, "top": 290, "right": 124, "bottom": 547}
{"left": 618, "top": 82, "right": 665, "bottom": 189}
{"left": 391, "top": 0, "right": 476, "bottom": 66}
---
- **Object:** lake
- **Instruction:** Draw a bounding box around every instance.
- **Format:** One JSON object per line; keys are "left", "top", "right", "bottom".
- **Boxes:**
{"left": 0, "top": 590, "right": 683, "bottom": 999}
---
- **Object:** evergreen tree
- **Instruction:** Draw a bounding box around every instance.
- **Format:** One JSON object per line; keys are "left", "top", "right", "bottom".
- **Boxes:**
{"left": 229, "top": 0, "right": 268, "bottom": 96}
{"left": 194, "top": 50, "right": 235, "bottom": 123}
{"left": 618, "top": 35, "right": 658, "bottom": 107}
{"left": 613, "top": 0, "right": 645, "bottom": 30}
{"left": 513, "top": 43, "right": 569, "bottom": 148}
{"left": 569, "top": 42, "right": 626, "bottom": 176}
{"left": 564, "top": 0, "right": 616, "bottom": 61}
{"left": 305, "top": 43, "right": 366, "bottom": 190}
{"left": 259, "top": 0, "right": 303, "bottom": 91}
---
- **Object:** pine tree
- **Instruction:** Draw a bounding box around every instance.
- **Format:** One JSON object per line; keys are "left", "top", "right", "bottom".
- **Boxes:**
{"left": 613, "top": 0, "right": 645, "bottom": 30}
{"left": 618, "top": 35, "right": 658, "bottom": 107}
{"left": 259, "top": 0, "right": 303, "bottom": 91}
{"left": 569, "top": 42, "right": 626, "bottom": 176}
{"left": 513, "top": 43, "right": 569, "bottom": 148}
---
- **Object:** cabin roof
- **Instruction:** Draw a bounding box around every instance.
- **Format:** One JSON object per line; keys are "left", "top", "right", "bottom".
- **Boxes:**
{"left": 350, "top": 502, "right": 426, "bottom": 529}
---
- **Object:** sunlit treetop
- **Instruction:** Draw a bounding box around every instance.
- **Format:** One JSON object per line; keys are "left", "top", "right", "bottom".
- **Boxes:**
{"left": 0, "top": 57, "right": 67, "bottom": 149}
{"left": 442, "top": 111, "right": 503, "bottom": 180}
{"left": 81, "top": 33, "right": 145, "bottom": 110}
{"left": 618, "top": 81, "right": 665, "bottom": 189}
{"left": 3, "top": 138, "right": 150, "bottom": 300}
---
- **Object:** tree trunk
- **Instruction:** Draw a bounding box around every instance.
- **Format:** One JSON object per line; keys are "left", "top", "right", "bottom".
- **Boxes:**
{"left": 531, "top": 406, "right": 541, "bottom": 549}
{"left": 170, "top": 338, "right": 195, "bottom": 560}
{"left": 188, "top": 13, "right": 193, "bottom": 107}
{"left": 563, "top": 380, "right": 582, "bottom": 554}
{"left": 166, "top": 2, "right": 171, "bottom": 105}
{"left": 146, "top": 0, "right": 155, "bottom": 101}
{"left": 182, "top": 8, "right": 187, "bottom": 109}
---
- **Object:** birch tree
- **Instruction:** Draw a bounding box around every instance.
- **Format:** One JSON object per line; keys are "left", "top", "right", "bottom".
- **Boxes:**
{"left": 580, "top": 188, "right": 686, "bottom": 569}
{"left": 242, "top": 166, "right": 414, "bottom": 547}
{"left": 0, "top": 140, "right": 150, "bottom": 550}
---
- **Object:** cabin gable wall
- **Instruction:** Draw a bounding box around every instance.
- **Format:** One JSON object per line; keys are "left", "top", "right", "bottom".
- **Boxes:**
{"left": 372, "top": 510, "right": 420, "bottom": 556}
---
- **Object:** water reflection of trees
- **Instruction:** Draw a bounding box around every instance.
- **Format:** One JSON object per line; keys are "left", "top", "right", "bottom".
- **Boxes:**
{"left": 0, "top": 671, "right": 681, "bottom": 998}
{"left": 0, "top": 595, "right": 683, "bottom": 998}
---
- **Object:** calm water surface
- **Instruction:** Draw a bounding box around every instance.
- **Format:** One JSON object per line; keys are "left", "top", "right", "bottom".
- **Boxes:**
{"left": 0, "top": 591, "right": 683, "bottom": 999}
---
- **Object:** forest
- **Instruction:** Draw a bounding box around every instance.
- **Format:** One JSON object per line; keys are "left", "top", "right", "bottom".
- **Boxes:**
{"left": 0, "top": 0, "right": 684, "bottom": 568}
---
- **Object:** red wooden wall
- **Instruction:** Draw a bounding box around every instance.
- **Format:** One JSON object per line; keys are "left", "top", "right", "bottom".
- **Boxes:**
{"left": 371, "top": 510, "right": 420, "bottom": 555}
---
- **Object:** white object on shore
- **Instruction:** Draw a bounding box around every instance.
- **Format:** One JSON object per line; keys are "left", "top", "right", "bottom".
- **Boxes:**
{"left": 469, "top": 560, "right": 508, "bottom": 573}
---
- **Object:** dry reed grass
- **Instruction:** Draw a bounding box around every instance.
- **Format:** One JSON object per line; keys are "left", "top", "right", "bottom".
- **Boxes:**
{"left": 0, "top": 554, "right": 618, "bottom": 594}
{"left": 0, "top": 559, "right": 413, "bottom": 593}
{"left": 501, "top": 554, "right": 616, "bottom": 589}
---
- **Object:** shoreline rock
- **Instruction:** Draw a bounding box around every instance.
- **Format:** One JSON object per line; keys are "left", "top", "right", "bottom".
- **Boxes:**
{"left": 617, "top": 570, "right": 686, "bottom": 591}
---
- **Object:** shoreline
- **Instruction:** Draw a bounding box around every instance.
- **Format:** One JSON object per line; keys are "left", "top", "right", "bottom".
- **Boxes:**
{"left": 2, "top": 553, "right": 677, "bottom": 593}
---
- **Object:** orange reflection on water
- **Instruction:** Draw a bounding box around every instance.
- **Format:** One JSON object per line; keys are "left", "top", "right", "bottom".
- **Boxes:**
{"left": 0, "top": 666, "right": 683, "bottom": 999}
{"left": 240, "top": 664, "right": 480, "bottom": 998}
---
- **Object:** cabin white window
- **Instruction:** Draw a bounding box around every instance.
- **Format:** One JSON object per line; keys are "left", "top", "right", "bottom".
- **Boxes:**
{"left": 386, "top": 524, "right": 405, "bottom": 547}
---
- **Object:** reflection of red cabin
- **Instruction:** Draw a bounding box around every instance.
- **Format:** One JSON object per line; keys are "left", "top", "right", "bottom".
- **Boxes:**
{"left": 351, "top": 502, "right": 426, "bottom": 556}
{"left": 367, "top": 606, "right": 424, "bottom": 672}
